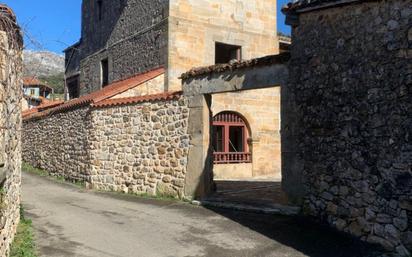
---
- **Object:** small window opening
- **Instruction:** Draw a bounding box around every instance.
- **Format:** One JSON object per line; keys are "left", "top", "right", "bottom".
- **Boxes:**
{"left": 97, "top": 0, "right": 103, "bottom": 21}
{"left": 67, "top": 77, "right": 80, "bottom": 99}
{"left": 215, "top": 42, "right": 241, "bottom": 64}
{"left": 101, "top": 58, "right": 109, "bottom": 87}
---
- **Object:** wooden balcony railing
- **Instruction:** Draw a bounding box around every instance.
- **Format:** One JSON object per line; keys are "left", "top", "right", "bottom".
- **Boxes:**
{"left": 214, "top": 152, "right": 252, "bottom": 164}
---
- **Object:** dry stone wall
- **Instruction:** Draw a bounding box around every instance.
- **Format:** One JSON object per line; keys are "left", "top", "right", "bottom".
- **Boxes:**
{"left": 23, "top": 107, "right": 92, "bottom": 182}
{"left": 286, "top": 1, "right": 412, "bottom": 255}
{"left": 22, "top": 96, "right": 190, "bottom": 199}
{"left": 89, "top": 97, "right": 190, "bottom": 197}
{"left": 0, "top": 10, "right": 23, "bottom": 257}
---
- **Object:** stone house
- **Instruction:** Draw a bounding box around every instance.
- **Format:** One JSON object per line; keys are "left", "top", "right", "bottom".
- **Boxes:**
{"left": 282, "top": 0, "right": 412, "bottom": 255}
{"left": 0, "top": 4, "right": 23, "bottom": 256}
{"left": 63, "top": 0, "right": 284, "bottom": 181}
{"left": 22, "top": 77, "right": 54, "bottom": 110}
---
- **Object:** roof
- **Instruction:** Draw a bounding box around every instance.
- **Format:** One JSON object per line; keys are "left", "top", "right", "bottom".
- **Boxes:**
{"left": 282, "top": 0, "right": 370, "bottom": 13}
{"left": 22, "top": 99, "right": 64, "bottom": 118}
{"left": 23, "top": 77, "right": 53, "bottom": 91}
{"left": 63, "top": 40, "right": 82, "bottom": 53}
{"left": 180, "top": 52, "right": 290, "bottom": 80}
{"left": 92, "top": 91, "right": 182, "bottom": 108}
{"left": 23, "top": 67, "right": 166, "bottom": 120}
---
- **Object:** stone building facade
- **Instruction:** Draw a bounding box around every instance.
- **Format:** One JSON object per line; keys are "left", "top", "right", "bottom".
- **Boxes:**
{"left": 211, "top": 87, "right": 282, "bottom": 180}
{"left": 283, "top": 0, "right": 412, "bottom": 255}
{"left": 0, "top": 5, "right": 23, "bottom": 257}
{"left": 65, "top": 0, "right": 279, "bottom": 95}
{"left": 65, "top": 0, "right": 168, "bottom": 97}
{"left": 63, "top": 0, "right": 283, "bottom": 181}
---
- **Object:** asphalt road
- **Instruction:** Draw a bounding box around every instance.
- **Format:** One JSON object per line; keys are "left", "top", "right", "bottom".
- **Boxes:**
{"left": 22, "top": 172, "right": 380, "bottom": 257}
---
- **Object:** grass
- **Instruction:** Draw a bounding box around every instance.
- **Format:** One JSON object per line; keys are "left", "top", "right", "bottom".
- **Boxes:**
{"left": 22, "top": 162, "right": 85, "bottom": 188}
{"left": 10, "top": 206, "right": 37, "bottom": 257}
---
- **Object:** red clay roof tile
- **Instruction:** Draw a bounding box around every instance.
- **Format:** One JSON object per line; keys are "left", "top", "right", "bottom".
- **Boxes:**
{"left": 91, "top": 91, "right": 182, "bottom": 108}
{"left": 43, "top": 67, "right": 165, "bottom": 113}
{"left": 23, "top": 67, "right": 165, "bottom": 121}
{"left": 23, "top": 77, "right": 53, "bottom": 90}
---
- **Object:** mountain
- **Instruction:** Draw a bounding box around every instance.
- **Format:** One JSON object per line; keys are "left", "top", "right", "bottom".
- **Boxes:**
{"left": 23, "top": 50, "right": 65, "bottom": 77}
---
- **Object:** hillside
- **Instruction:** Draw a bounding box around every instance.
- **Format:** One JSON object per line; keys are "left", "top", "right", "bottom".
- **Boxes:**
{"left": 23, "top": 50, "right": 64, "bottom": 77}
{"left": 23, "top": 50, "right": 65, "bottom": 95}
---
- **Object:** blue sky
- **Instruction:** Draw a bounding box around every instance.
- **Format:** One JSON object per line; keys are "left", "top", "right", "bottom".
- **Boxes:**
{"left": 3, "top": 0, "right": 291, "bottom": 54}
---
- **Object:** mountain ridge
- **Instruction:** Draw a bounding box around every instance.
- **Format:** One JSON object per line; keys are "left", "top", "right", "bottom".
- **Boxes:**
{"left": 23, "top": 50, "right": 65, "bottom": 77}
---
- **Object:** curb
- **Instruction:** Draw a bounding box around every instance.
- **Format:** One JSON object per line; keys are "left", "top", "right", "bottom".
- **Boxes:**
{"left": 191, "top": 200, "right": 301, "bottom": 216}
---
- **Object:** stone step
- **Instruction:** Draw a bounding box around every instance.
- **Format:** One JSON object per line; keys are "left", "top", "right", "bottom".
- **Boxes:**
{"left": 213, "top": 179, "right": 289, "bottom": 206}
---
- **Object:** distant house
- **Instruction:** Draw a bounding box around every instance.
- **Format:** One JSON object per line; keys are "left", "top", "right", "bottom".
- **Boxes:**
{"left": 23, "top": 77, "right": 54, "bottom": 110}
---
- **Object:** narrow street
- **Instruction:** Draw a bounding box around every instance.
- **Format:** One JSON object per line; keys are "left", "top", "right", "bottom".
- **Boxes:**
{"left": 22, "top": 172, "right": 379, "bottom": 257}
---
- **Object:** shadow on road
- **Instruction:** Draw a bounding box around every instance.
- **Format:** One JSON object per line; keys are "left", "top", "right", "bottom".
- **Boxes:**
{"left": 204, "top": 206, "right": 384, "bottom": 257}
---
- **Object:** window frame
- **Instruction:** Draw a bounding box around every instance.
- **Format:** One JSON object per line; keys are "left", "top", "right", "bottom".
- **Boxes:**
{"left": 212, "top": 112, "right": 251, "bottom": 164}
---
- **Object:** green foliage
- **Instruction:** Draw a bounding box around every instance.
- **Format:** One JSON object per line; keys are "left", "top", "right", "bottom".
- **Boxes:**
{"left": 10, "top": 206, "right": 38, "bottom": 257}
{"left": 38, "top": 72, "right": 65, "bottom": 95}
{"left": 21, "top": 163, "right": 47, "bottom": 177}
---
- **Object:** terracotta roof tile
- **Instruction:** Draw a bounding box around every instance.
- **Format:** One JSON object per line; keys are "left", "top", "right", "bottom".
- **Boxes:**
{"left": 23, "top": 76, "right": 53, "bottom": 91}
{"left": 23, "top": 67, "right": 165, "bottom": 121}
{"left": 92, "top": 91, "right": 182, "bottom": 108}
{"left": 44, "top": 67, "right": 164, "bottom": 113}
{"left": 180, "top": 53, "right": 290, "bottom": 80}
{"left": 22, "top": 108, "right": 39, "bottom": 118}
{"left": 22, "top": 99, "right": 64, "bottom": 118}
{"left": 37, "top": 99, "right": 64, "bottom": 110}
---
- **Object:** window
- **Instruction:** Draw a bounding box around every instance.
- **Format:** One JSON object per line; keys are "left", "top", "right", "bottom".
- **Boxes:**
{"left": 215, "top": 42, "right": 242, "bottom": 64}
{"left": 97, "top": 0, "right": 103, "bottom": 21}
{"left": 29, "top": 89, "right": 35, "bottom": 96}
{"left": 67, "top": 76, "right": 80, "bottom": 99}
{"left": 101, "top": 58, "right": 109, "bottom": 87}
{"left": 212, "top": 112, "right": 251, "bottom": 164}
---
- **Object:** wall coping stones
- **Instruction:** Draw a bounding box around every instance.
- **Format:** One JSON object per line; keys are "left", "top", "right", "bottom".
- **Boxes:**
{"left": 91, "top": 91, "right": 182, "bottom": 108}
{"left": 180, "top": 53, "right": 290, "bottom": 80}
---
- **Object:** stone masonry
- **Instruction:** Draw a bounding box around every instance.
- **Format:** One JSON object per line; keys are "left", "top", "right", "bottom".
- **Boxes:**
{"left": 65, "top": 0, "right": 168, "bottom": 95}
{"left": 89, "top": 98, "right": 189, "bottom": 197}
{"left": 65, "top": 0, "right": 279, "bottom": 96}
{"left": 211, "top": 87, "right": 282, "bottom": 180}
{"left": 0, "top": 5, "right": 23, "bottom": 257}
{"left": 23, "top": 94, "right": 190, "bottom": 199}
{"left": 23, "top": 107, "right": 92, "bottom": 182}
{"left": 283, "top": 0, "right": 412, "bottom": 255}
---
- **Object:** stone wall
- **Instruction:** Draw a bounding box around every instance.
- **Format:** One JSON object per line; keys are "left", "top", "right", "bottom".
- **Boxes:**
{"left": 89, "top": 97, "right": 190, "bottom": 197}
{"left": 211, "top": 87, "right": 282, "bottom": 180}
{"left": 66, "top": 0, "right": 169, "bottom": 96}
{"left": 0, "top": 8, "right": 23, "bottom": 257}
{"left": 168, "top": 0, "right": 279, "bottom": 91}
{"left": 22, "top": 94, "right": 190, "bottom": 199}
{"left": 285, "top": 1, "right": 412, "bottom": 255}
{"left": 23, "top": 107, "right": 92, "bottom": 182}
